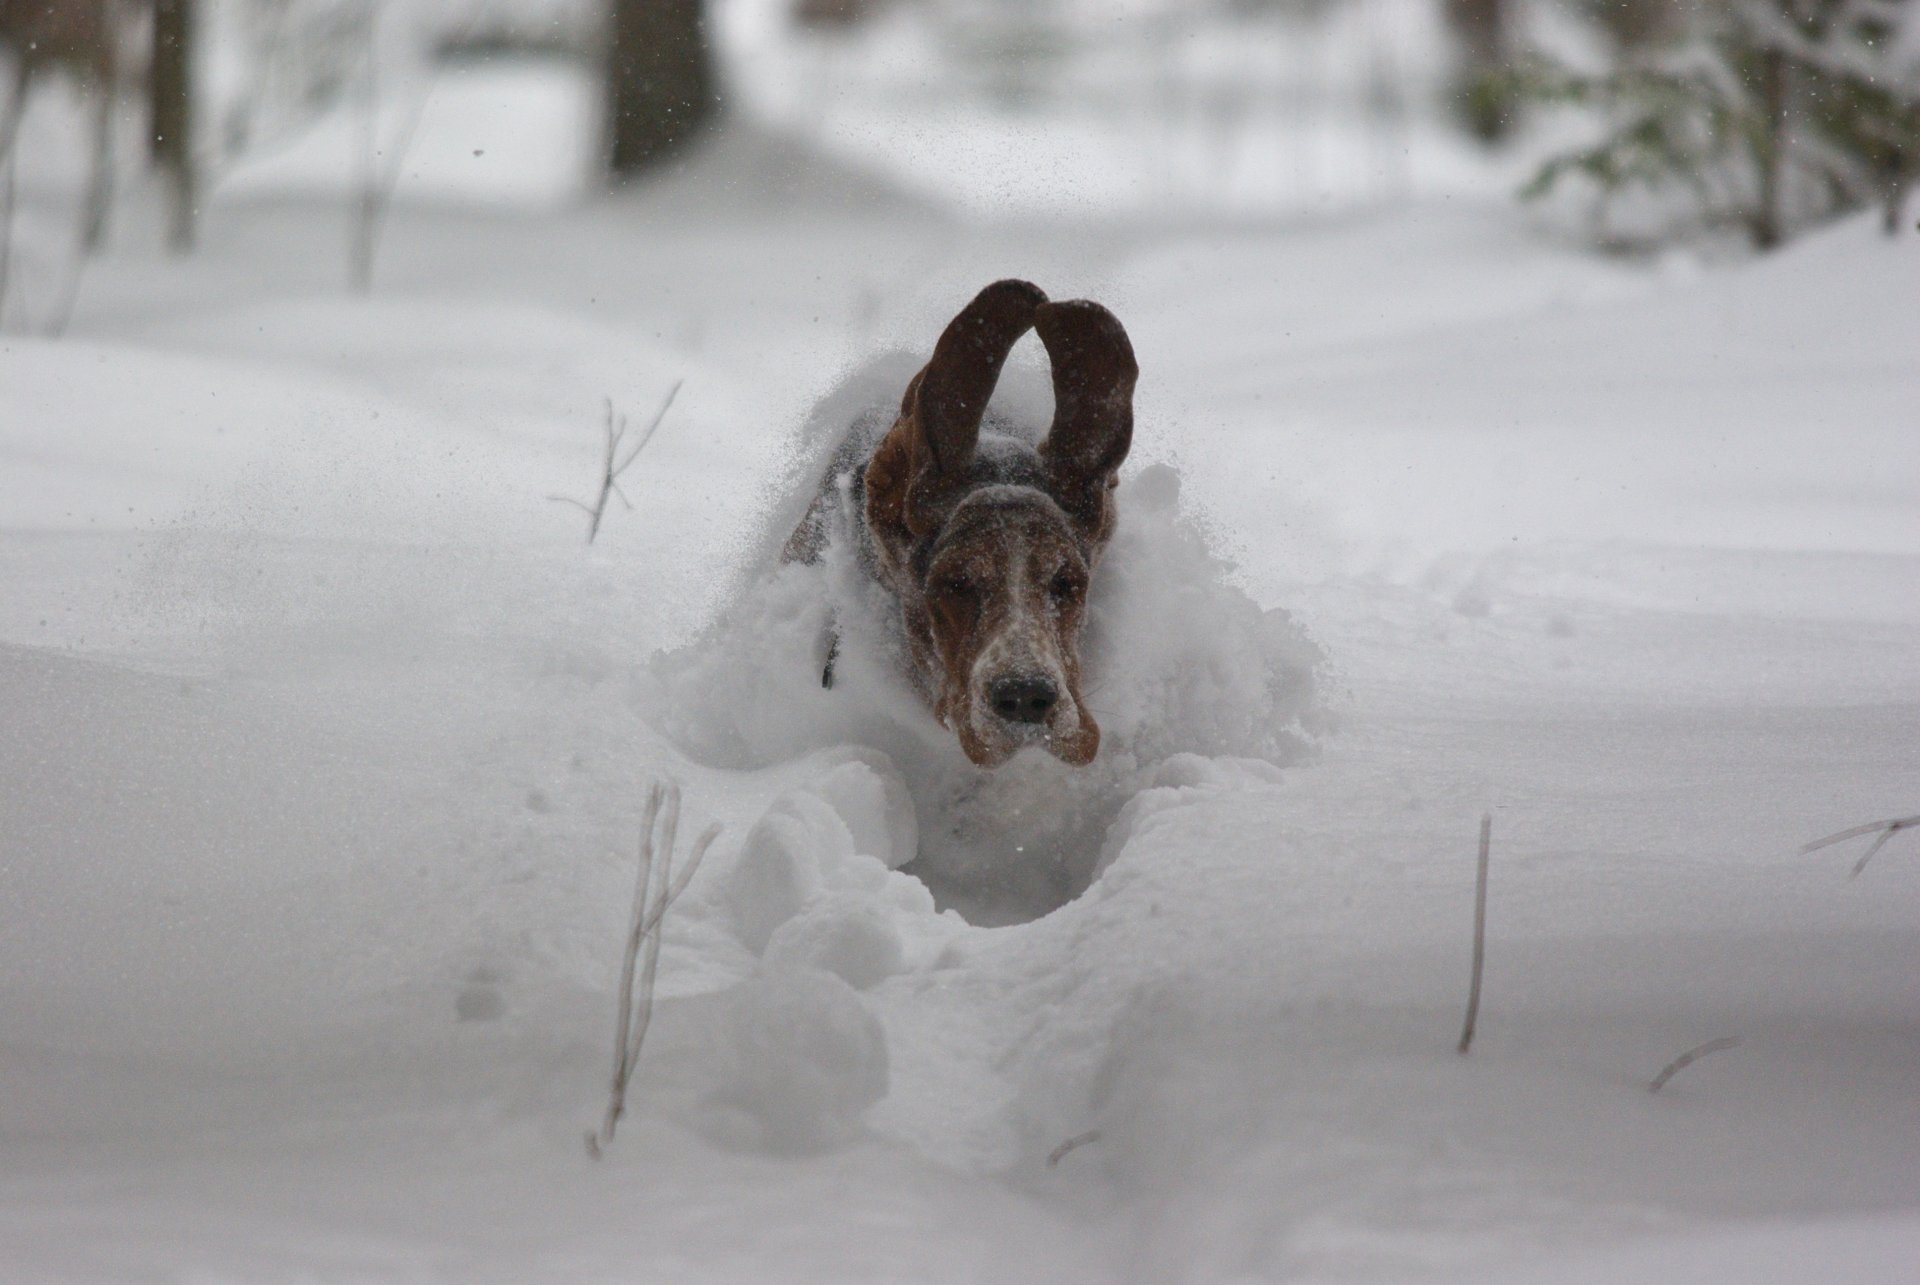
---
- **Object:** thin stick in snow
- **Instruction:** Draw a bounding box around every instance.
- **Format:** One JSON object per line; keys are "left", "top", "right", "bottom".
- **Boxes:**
{"left": 348, "top": 9, "right": 471, "bottom": 293}
{"left": 1649, "top": 1037, "right": 1741, "bottom": 1094}
{"left": 597, "top": 782, "right": 662, "bottom": 1155}
{"left": 1457, "top": 812, "right": 1492, "bottom": 1056}
{"left": 550, "top": 384, "right": 681, "bottom": 544}
{"left": 1800, "top": 814, "right": 1919, "bottom": 878}
{"left": 1047, "top": 1130, "right": 1102, "bottom": 1167}
{"left": 0, "top": 142, "right": 15, "bottom": 328}
{"left": 587, "top": 778, "right": 720, "bottom": 1159}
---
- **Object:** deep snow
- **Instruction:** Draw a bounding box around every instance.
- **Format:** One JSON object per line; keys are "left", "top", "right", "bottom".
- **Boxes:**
{"left": 3, "top": 51, "right": 1919, "bottom": 1284}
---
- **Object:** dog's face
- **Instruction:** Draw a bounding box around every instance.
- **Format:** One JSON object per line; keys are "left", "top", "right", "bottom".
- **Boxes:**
{"left": 921, "top": 486, "right": 1098, "bottom": 765}
{"left": 863, "top": 281, "right": 1136, "bottom": 768}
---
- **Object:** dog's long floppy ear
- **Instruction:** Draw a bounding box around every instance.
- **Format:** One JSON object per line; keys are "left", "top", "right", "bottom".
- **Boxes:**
{"left": 869, "top": 279, "right": 1047, "bottom": 540}
{"left": 1036, "top": 299, "right": 1137, "bottom": 539}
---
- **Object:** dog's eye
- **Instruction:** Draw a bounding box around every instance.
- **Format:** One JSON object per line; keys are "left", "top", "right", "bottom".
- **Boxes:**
{"left": 940, "top": 573, "right": 976, "bottom": 598}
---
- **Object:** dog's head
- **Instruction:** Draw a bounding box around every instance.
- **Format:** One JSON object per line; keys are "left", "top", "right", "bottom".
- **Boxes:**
{"left": 863, "top": 280, "right": 1137, "bottom": 768}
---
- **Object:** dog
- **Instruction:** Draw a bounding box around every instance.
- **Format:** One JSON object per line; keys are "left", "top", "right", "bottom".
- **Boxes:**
{"left": 786, "top": 279, "right": 1137, "bottom": 769}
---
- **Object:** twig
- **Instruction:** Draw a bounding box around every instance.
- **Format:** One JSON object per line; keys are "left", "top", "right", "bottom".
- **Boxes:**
{"left": 218, "top": 0, "right": 294, "bottom": 163}
{"left": 623, "top": 786, "right": 677, "bottom": 1130}
{"left": 1047, "top": 1130, "right": 1102, "bottom": 1167}
{"left": 1800, "top": 814, "right": 1919, "bottom": 878}
{"left": 1457, "top": 812, "right": 1492, "bottom": 1056}
{"left": 0, "top": 141, "right": 15, "bottom": 330}
{"left": 549, "top": 383, "right": 681, "bottom": 544}
{"left": 1649, "top": 1036, "right": 1741, "bottom": 1093}
{"left": 587, "top": 779, "right": 720, "bottom": 1158}
{"left": 592, "top": 784, "right": 662, "bottom": 1158}
{"left": 349, "top": 8, "right": 467, "bottom": 293}
{"left": 349, "top": 9, "right": 381, "bottom": 294}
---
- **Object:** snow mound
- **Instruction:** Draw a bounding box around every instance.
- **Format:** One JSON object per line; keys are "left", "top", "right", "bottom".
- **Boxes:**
{"left": 764, "top": 893, "right": 909, "bottom": 991}
{"left": 641, "top": 384, "right": 1328, "bottom": 920}
{"left": 711, "top": 754, "right": 934, "bottom": 955}
{"left": 701, "top": 968, "right": 891, "bottom": 1154}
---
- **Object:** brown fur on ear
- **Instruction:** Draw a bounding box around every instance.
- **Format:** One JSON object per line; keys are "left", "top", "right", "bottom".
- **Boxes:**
{"left": 862, "top": 393, "right": 916, "bottom": 560}
{"left": 1036, "top": 299, "right": 1137, "bottom": 538}
{"left": 866, "top": 280, "right": 1048, "bottom": 553}
{"left": 906, "top": 279, "right": 1047, "bottom": 530}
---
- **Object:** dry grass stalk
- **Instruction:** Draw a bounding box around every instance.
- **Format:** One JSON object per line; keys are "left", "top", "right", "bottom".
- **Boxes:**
{"left": 1457, "top": 812, "right": 1492, "bottom": 1055}
{"left": 1649, "top": 1036, "right": 1741, "bottom": 1094}
{"left": 587, "top": 779, "right": 720, "bottom": 1159}
{"left": 1800, "top": 814, "right": 1919, "bottom": 878}
{"left": 551, "top": 383, "right": 681, "bottom": 544}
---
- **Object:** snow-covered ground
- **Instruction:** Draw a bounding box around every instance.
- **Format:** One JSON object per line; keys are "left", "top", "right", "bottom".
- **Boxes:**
{"left": 3, "top": 47, "right": 1919, "bottom": 1283}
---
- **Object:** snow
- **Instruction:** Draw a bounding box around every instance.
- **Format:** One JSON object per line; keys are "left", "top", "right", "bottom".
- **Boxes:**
{"left": 219, "top": 58, "right": 598, "bottom": 209}
{"left": 3, "top": 40, "right": 1920, "bottom": 1285}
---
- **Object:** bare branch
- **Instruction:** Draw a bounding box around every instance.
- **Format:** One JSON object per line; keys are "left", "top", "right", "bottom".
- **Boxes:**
{"left": 599, "top": 784, "right": 665, "bottom": 1151}
{"left": 1047, "top": 1130, "right": 1103, "bottom": 1167}
{"left": 613, "top": 380, "right": 682, "bottom": 479}
{"left": 1800, "top": 814, "right": 1920, "bottom": 853}
{"left": 590, "top": 782, "right": 723, "bottom": 1158}
{"left": 350, "top": 10, "right": 476, "bottom": 292}
{"left": 1458, "top": 812, "right": 1492, "bottom": 1056}
{"left": 622, "top": 799, "right": 676, "bottom": 1079}
{"left": 638, "top": 823, "right": 721, "bottom": 941}
{"left": 1849, "top": 827, "right": 1905, "bottom": 878}
{"left": 553, "top": 384, "right": 681, "bottom": 544}
{"left": 1650, "top": 1036, "right": 1741, "bottom": 1093}
{"left": 0, "top": 140, "right": 15, "bottom": 330}
{"left": 602, "top": 402, "right": 623, "bottom": 470}
{"left": 1800, "top": 815, "right": 1919, "bottom": 877}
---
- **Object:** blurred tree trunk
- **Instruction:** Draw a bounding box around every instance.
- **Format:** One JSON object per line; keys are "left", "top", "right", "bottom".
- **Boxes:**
{"left": 1751, "top": 44, "right": 1787, "bottom": 250}
{"left": 605, "top": 0, "right": 718, "bottom": 180}
{"left": 1444, "top": 0, "right": 1514, "bottom": 142}
{"left": 150, "top": 0, "right": 196, "bottom": 251}
{"left": 1445, "top": 0, "right": 1508, "bottom": 66}
{"left": 1584, "top": 0, "right": 1683, "bottom": 51}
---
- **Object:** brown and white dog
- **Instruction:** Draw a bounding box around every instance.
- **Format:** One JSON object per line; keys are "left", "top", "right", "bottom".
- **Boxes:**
{"left": 787, "top": 279, "right": 1137, "bottom": 769}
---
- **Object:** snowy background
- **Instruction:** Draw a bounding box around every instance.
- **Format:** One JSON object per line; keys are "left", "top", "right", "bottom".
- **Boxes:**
{"left": 2, "top": 0, "right": 1918, "bottom": 1280}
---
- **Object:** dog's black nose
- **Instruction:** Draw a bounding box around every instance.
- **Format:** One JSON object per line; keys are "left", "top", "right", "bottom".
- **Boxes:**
{"left": 989, "top": 675, "right": 1058, "bottom": 725}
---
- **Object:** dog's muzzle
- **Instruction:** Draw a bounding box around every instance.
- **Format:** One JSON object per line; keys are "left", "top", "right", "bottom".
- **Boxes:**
{"left": 988, "top": 673, "right": 1059, "bottom": 726}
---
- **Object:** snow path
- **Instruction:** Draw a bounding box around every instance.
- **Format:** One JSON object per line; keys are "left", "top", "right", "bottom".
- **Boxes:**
{"left": 3, "top": 126, "right": 1918, "bottom": 1280}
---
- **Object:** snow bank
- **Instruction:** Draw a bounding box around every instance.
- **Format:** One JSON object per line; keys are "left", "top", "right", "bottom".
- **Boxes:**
{"left": 700, "top": 967, "right": 892, "bottom": 1153}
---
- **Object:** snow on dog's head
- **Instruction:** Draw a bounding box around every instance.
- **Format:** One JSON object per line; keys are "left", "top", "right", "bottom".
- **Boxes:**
{"left": 641, "top": 451, "right": 1325, "bottom": 919}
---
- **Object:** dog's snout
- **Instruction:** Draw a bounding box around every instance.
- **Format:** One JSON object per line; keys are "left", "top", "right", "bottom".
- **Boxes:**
{"left": 989, "top": 674, "right": 1058, "bottom": 726}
